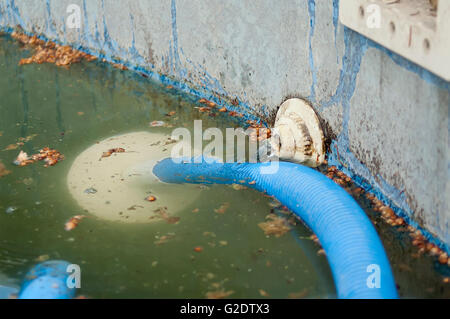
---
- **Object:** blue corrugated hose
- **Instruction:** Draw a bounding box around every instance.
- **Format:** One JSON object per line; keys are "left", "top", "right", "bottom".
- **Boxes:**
{"left": 153, "top": 158, "right": 398, "bottom": 299}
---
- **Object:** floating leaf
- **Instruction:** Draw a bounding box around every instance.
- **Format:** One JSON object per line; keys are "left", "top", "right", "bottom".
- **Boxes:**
{"left": 214, "top": 202, "right": 230, "bottom": 214}
{"left": 150, "top": 121, "right": 165, "bottom": 127}
{"left": 0, "top": 161, "right": 11, "bottom": 178}
{"left": 205, "top": 290, "right": 234, "bottom": 299}
{"left": 65, "top": 215, "right": 86, "bottom": 231}
{"left": 258, "top": 214, "right": 291, "bottom": 238}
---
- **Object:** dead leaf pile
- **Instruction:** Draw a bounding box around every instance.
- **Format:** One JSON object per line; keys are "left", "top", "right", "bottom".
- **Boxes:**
{"left": 14, "top": 148, "right": 64, "bottom": 167}
{"left": 12, "top": 32, "right": 97, "bottom": 68}
{"left": 258, "top": 214, "right": 291, "bottom": 238}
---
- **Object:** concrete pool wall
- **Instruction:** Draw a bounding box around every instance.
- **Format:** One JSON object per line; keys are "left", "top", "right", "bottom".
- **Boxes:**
{"left": 0, "top": 0, "right": 449, "bottom": 251}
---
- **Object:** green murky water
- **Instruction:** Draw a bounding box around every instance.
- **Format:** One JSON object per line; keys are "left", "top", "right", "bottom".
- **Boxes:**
{"left": 1, "top": 33, "right": 448, "bottom": 299}
{"left": 0, "top": 35, "right": 336, "bottom": 298}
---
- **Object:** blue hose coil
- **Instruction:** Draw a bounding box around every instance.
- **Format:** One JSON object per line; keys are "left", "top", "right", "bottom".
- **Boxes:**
{"left": 18, "top": 260, "right": 76, "bottom": 299}
{"left": 153, "top": 158, "right": 398, "bottom": 299}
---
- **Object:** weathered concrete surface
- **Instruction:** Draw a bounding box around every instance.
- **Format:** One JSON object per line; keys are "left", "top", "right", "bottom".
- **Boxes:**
{"left": 0, "top": 0, "right": 449, "bottom": 250}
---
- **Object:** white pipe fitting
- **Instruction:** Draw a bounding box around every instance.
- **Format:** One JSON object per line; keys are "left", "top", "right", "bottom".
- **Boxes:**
{"left": 271, "top": 98, "right": 325, "bottom": 167}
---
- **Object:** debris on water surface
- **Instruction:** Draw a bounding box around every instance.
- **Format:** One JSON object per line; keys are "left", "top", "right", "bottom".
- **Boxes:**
{"left": 128, "top": 205, "right": 144, "bottom": 211}
{"left": 219, "top": 241, "right": 228, "bottom": 246}
{"left": 203, "top": 232, "right": 216, "bottom": 238}
{"left": 13, "top": 148, "right": 64, "bottom": 167}
{"left": 150, "top": 207, "right": 180, "bottom": 224}
{"left": 112, "top": 63, "right": 128, "bottom": 71}
{"left": 214, "top": 202, "right": 230, "bottom": 214}
{"left": 166, "top": 111, "right": 176, "bottom": 117}
{"left": 194, "top": 246, "right": 204, "bottom": 253}
{"left": 5, "top": 206, "right": 17, "bottom": 214}
{"left": 4, "top": 144, "right": 19, "bottom": 151}
{"left": 154, "top": 233, "right": 175, "bottom": 245}
{"left": 259, "top": 289, "right": 270, "bottom": 297}
{"left": 205, "top": 289, "right": 234, "bottom": 299}
{"left": 163, "top": 138, "right": 178, "bottom": 146}
{"left": 0, "top": 161, "right": 11, "bottom": 178}
{"left": 101, "top": 148, "right": 125, "bottom": 159}
{"left": 309, "top": 234, "right": 321, "bottom": 247}
{"left": 3, "top": 135, "right": 37, "bottom": 152}
{"left": 13, "top": 151, "right": 31, "bottom": 166}
{"left": 65, "top": 215, "right": 86, "bottom": 231}
{"left": 145, "top": 195, "right": 157, "bottom": 202}
{"left": 12, "top": 32, "right": 97, "bottom": 68}
{"left": 198, "top": 107, "right": 211, "bottom": 113}
{"left": 288, "top": 289, "right": 309, "bottom": 299}
{"left": 84, "top": 187, "right": 98, "bottom": 195}
{"left": 231, "top": 184, "right": 247, "bottom": 191}
{"left": 35, "top": 254, "right": 50, "bottom": 262}
{"left": 363, "top": 187, "right": 450, "bottom": 266}
{"left": 149, "top": 121, "right": 166, "bottom": 127}
{"left": 258, "top": 214, "right": 291, "bottom": 238}
{"left": 198, "top": 98, "right": 217, "bottom": 108}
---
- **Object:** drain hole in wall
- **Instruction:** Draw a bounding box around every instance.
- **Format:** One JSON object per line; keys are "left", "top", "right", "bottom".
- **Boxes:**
{"left": 423, "top": 38, "right": 431, "bottom": 52}
{"left": 359, "top": 6, "right": 365, "bottom": 18}
{"left": 389, "top": 21, "right": 396, "bottom": 34}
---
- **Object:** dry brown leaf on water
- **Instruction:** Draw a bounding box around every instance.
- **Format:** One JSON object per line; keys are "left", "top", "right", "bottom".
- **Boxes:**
{"left": 258, "top": 214, "right": 291, "bottom": 237}
{"left": 112, "top": 63, "right": 128, "bottom": 71}
{"left": 259, "top": 289, "right": 270, "bottom": 297}
{"left": 194, "top": 246, "right": 204, "bottom": 253}
{"left": 65, "top": 215, "right": 86, "bottom": 231}
{"left": 151, "top": 207, "right": 180, "bottom": 225}
{"left": 205, "top": 290, "right": 234, "bottom": 299}
{"left": 0, "top": 161, "right": 11, "bottom": 178}
{"left": 145, "top": 195, "right": 157, "bottom": 202}
{"left": 214, "top": 202, "right": 230, "bottom": 214}
{"left": 18, "top": 134, "right": 37, "bottom": 143}
{"left": 13, "top": 32, "right": 97, "bottom": 68}
{"left": 101, "top": 147, "right": 126, "bottom": 159}
{"left": 154, "top": 234, "right": 175, "bottom": 245}
{"left": 288, "top": 289, "right": 309, "bottom": 299}
{"left": 4, "top": 144, "right": 19, "bottom": 151}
